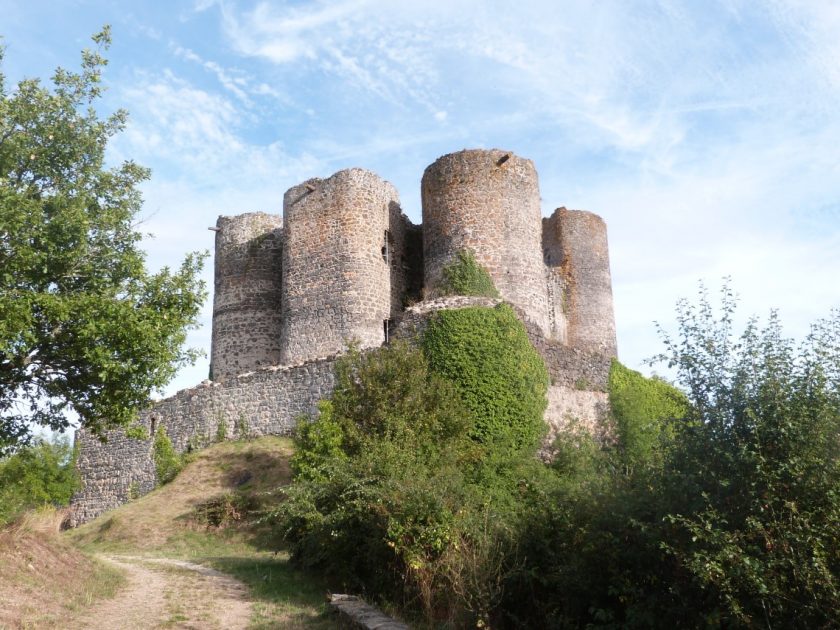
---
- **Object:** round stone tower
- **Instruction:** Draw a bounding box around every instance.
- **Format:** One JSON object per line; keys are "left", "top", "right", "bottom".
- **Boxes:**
{"left": 210, "top": 212, "right": 284, "bottom": 381}
{"left": 280, "top": 168, "right": 406, "bottom": 365}
{"left": 543, "top": 207, "right": 617, "bottom": 356}
{"left": 421, "top": 149, "right": 551, "bottom": 334}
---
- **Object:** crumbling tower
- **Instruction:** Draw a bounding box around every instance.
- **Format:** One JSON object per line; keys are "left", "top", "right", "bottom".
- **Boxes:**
{"left": 280, "top": 168, "right": 411, "bottom": 364}
{"left": 421, "top": 149, "right": 552, "bottom": 336}
{"left": 542, "top": 208, "right": 617, "bottom": 356}
{"left": 210, "top": 213, "right": 284, "bottom": 381}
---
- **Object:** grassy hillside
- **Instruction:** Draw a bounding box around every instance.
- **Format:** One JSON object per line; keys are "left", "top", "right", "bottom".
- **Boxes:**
{"left": 70, "top": 436, "right": 293, "bottom": 554}
{"left": 0, "top": 508, "right": 123, "bottom": 628}
{"left": 69, "top": 436, "right": 333, "bottom": 628}
{"left": 1, "top": 437, "right": 332, "bottom": 629}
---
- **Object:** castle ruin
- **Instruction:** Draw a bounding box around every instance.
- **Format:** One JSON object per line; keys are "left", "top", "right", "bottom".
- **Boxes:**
{"left": 70, "top": 149, "right": 618, "bottom": 525}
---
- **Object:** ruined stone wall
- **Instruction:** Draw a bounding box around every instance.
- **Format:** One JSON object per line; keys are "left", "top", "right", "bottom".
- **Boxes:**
{"left": 280, "top": 169, "right": 410, "bottom": 364}
{"left": 210, "top": 213, "right": 284, "bottom": 381}
{"left": 543, "top": 208, "right": 617, "bottom": 356}
{"left": 421, "top": 149, "right": 551, "bottom": 336}
{"left": 69, "top": 357, "right": 336, "bottom": 526}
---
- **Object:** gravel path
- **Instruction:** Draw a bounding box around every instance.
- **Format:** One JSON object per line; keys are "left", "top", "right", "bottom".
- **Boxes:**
{"left": 71, "top": 555, "right": 252, "bottom": 629}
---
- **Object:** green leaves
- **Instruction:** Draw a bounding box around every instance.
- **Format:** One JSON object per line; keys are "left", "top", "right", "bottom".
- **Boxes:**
{"left": 0, "top": 28, "right": 206, "bottom": 454}
{"left": 436, "top": 250, "right": 500, "bottom": 298}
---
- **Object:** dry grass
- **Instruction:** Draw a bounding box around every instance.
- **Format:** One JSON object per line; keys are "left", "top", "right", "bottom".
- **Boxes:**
{"left": 0, "top": 507, "right": 124, "bottom": 629}
{"left": 69, "top": 436, "right": 294, "bottom": 554}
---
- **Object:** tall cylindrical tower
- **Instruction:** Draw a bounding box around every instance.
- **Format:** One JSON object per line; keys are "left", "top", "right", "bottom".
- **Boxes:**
{"left": 280, "top": 168, "right": 406, "bottom": 365}
{"left": 210, "top": 213, "right": 284, "bottom": 381}
{"left": 421, "top": 149, "right": 551, "bottom": 334}
{"left": 543, "top": 207, "right": 617, "bottom": 356}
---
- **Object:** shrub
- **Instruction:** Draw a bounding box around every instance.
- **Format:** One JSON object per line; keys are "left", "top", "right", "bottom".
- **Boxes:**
{"left": 436, "top": 250, "right": 499, "bottom": 298}
{"left": 274, "top": 335, "right": 550, "bottom": 625}
{"left": 215, "top": 417, "right": 227, "bottom": 442}
{"left": 152, "top": 425, "right": 182, "bottom": 485}
{"left": 652, "top": 287, "right": 840, "bottom": 627}
{"left": 608, "top": 359, "right": 688, "bottom": 471}
{"left": 0, "top": 437, "right": 79, "bottom": 525}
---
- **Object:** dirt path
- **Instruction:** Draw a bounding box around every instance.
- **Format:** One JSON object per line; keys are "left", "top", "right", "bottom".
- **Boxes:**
{"left": 71, "top": 555, "right": 252, "bottom": 630}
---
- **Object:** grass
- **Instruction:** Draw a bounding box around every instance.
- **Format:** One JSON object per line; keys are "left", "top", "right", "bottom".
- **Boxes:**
{"left": 65, "top": 436, "right": 334, "bottom": 628}
{"left": 207, "top": 552, "right": 334, "bottom": 629}
{"left": 0, "top": 507, "right": 126, "bottom": 628}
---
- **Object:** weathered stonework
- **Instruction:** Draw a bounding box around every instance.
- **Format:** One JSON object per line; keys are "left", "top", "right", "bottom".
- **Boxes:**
{"left": 422, "top": 149, "right": 552, "bottom": 337}
{"left": 543, "top": 208, "right": 617, "bottom": 356}
{"left": 71, "top": 148, "right": 619, "bottom": 526}
{"left": 69, "top": 357, "right": 336, "bottom": 526}
{"left": 280, "top": 169, "right": 416, "bottom": 364}
{"left": 210, "top": 213, "right": 284, "bottom": 381}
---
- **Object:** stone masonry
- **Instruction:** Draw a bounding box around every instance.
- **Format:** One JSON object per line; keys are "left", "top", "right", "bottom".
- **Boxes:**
{"left": 70, "top": 149, "right": 618, "bottom": 525}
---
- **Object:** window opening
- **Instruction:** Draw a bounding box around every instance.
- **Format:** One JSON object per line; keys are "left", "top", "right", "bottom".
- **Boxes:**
{"left": 381, "top": 230, "right": 391, "bottom": 264}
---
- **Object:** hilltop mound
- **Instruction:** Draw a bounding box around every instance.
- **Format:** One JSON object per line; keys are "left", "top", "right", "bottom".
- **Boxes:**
{"left": 70, "top": 436, "right": 293, "bottom": 553}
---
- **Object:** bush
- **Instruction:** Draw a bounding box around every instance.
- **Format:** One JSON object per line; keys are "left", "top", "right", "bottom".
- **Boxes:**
{"left": 0, "top": 437, "right": 79, "bottom": 525}
{"left": 152, "top": 425, "right": 182, "bottom": 485}
{"left": 608, "top": 359, "right": 688, "bottom": 471}
{"left": 652, "top": 287, "right": 840, "bottom": 627}
{"left": 436, "top": 250, "right": 499, "bottom": 298}
{"left": 274, "top": 333, "right": 549, "bottom": 625}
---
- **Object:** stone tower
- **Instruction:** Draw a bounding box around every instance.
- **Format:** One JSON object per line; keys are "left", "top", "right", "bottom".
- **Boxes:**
{"left": 542, "top": 208, "right": 617, "bottom": 356}
{"left": 210, "top": 212, "right": 284, "bottom": 381}
{"left": 421, "top": 149, "right": 552, "bottom": 336}
{"left": 280, "top": 168, "right": 412, "bottom": 365}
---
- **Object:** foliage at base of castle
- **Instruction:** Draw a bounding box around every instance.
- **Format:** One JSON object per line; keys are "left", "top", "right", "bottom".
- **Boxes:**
{"left": 503, "top": 286, "right": 840, "bottom": 628}
{"left": 608, "top": 359, "right": 688, "bottom": 472}
{"left": 0, "top": 27, "right": 207, "bottom": 456}
{"left": 153, "top": 425, "right": 183, "bottom": 485}
{"left": 435, "top": 250, "right": 500, "bottom": 298}
{"left": 0, "top": 436, "right": 79, "bottom": 525}
{"left": 422, "top": 303, "right": 548, "bottom": 453}
{"left": 274, "top": 289, "right": 839, "bottom": 628}
{"left": 275, "top": 325, "right": 552, "bottom": 626}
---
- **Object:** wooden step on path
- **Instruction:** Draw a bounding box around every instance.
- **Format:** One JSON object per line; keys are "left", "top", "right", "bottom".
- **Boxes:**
{"left": 328, "top": 594, "right": 410, "bottom": 629}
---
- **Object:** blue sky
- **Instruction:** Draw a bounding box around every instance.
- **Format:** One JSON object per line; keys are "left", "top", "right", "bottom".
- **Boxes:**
{"left": 2, "top": 0, "right": 839, "bottom": 397}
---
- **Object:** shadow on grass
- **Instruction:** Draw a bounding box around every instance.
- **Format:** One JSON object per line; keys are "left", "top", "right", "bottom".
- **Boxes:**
{"left": 207, "top": 553, "right": 336, "bottom": 629}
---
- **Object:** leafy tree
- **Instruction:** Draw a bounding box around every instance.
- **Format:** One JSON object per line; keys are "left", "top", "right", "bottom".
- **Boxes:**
{"left": 653, "top": 284, "right": 840, "bottom": 627}
{"left": 0, "top": 27, "right": 206, "bottom": 454}
{"left": 0, "top": 436, "right": 79, "bottom": 524}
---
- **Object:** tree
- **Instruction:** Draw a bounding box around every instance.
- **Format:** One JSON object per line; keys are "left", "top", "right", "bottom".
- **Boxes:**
{"left": 0, "top": 27, "right": 206, "bottom": 455}
{"left": 653, "top": 283, "right": 840, "bottom": 627}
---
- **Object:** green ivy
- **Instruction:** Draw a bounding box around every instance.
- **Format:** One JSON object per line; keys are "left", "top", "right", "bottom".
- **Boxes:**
{"left": 422, "top": 303, "right": 548, "bottom": 452}
{"left": 436, "top": 250, "right": 499, "bottom": 298}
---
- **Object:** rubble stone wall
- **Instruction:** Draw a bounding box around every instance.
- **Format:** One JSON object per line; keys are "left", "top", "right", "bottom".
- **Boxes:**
{"left": 69, "top": 357, "right": 335, "bottom": 526}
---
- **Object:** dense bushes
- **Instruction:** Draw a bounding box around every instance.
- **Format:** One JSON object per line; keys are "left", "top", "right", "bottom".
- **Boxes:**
{"left": 608, "top": 359, "right": 688, "bottom": 471}
{"left": 275, "top": 302, "right": 550, "bottom": 625}
{"left": 505, "top": 287, "right": 840, "bottom": 628}
{"left": 273, "top": 281, "right": 840, "bottom": 628}
{"left": 0, "top": 437, "right": 79, "bottom": 525}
